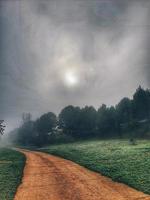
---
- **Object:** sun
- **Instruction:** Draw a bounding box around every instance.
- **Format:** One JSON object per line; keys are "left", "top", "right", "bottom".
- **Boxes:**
{"left": 64, "top": 71, "right": 78, "bottom": 86}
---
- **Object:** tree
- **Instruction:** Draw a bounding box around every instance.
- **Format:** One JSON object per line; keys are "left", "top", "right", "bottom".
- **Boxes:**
{"left": 22, "top": 113, "right": 32, "bottom": 123}
{"left": 97, "top": 105, "right": 117, "bottom": 137}
{"left": 16, "top": 112, "right": 57, "bottom": 146}
{"left": 59, "top": 106, "right": 81, "bottom": 136}
{"left": 133, "top": 86, "right": 149, "bottom": 120}
{"left": 116, "top": 98, "right": 132, "bottom": 124}
{"left": 59, "top": 106, "right": 97, "bottom": 138}
{"left": 17, "top": 120, "right": 35, "bottom": 145}
{"left": 79, "top": 106, "right": 97, "bottom": 137}
{"left": 35, "top": 112, "right": 57, "bottom": 146}
{"left": 0, "top": 120, "right": 5, "bottom": 135}
{"left": 145, "top": 89, "right": 150, "bottom": 119}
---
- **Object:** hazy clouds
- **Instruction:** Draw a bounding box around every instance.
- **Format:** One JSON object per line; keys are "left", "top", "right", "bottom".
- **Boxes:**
{"left": 0, "top": 0, "right": 150, "bottom": 132}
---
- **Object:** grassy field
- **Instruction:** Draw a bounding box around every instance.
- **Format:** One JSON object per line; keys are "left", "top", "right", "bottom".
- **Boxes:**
{"left": 0, "top": 148, "right": 25, "bottom": 200}
{"left": 41, "top": 139, "right": 150, "bottom": 194}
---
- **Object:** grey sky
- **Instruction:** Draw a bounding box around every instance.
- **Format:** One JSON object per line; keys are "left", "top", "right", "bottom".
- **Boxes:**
{"left": 0, "top": 0, "right": 150, "bottom": 132}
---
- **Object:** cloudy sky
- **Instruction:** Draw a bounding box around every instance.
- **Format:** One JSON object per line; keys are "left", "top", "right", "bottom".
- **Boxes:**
{"left": 0, "top": 0, "right": 150, "bottom": 132}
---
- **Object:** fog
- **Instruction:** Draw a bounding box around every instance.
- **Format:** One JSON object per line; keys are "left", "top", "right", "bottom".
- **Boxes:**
{"left": 0, "top": 0, "right": 150, "bottom": 133}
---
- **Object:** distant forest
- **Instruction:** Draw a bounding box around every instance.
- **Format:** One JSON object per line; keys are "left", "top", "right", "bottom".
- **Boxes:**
{"left": 9, "top": 86, "right": 150, "bottom": 146}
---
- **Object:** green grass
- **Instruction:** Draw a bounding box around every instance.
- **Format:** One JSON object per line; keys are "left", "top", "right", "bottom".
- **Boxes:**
{"left": 0, "top": 148, "right": 25, "bottom": 200}
{"left": 41, "top": 139, "right": 150, "bottom": 194}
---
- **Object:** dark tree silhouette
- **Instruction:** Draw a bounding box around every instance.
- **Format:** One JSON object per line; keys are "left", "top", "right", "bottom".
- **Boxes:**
{"left": 59, "top": 105, "right": 81, "bottom": 136}
{"left": 133, "top": 86, "right": 150, "bottom": 120}
{"left": 9, "top": 86, "right": 150, "bottom": 146}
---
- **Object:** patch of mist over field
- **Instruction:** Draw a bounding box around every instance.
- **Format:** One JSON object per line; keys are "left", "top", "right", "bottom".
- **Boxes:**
{"left": 0, "top": 0, "right": 150, "bottom": 133}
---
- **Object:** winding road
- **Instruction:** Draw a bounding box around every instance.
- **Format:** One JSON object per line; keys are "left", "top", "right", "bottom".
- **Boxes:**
{"left": 14, "top": 150, "right": 150, "bottom": 200}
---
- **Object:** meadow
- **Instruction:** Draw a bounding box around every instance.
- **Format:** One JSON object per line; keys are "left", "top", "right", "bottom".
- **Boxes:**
{"left": 41, "top": 139, "right": 150, "bottom": 194}
{"left": 0, "top": 148, "right": 25, "bottom": 200}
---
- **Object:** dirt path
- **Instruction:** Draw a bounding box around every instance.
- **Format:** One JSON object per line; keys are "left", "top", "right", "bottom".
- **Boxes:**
{"left": 14, "top": 150, "right": 150, "bottom": 200}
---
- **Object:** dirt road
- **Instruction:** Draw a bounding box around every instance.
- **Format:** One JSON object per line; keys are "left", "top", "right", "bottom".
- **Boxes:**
{"left": 14, "top": 150, "right": 150, "bottom": 200}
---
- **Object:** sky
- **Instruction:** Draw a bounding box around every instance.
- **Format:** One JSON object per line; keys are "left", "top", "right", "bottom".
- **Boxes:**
{"left": 0, "top": 0, "right": 150, "bottom": 132}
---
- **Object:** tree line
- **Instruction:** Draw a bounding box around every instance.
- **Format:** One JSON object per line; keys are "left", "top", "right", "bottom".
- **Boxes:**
{"left": 10, "top": 86, "right": 150, "bottom": 146}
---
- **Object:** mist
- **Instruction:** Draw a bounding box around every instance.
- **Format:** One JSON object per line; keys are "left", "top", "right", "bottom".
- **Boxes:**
{"left": 0, "top": 0, "right": 150, "bottom": 133}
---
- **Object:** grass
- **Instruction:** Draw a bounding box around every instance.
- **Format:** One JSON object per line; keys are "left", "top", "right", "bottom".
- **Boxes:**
{"left": 0, "top": 148, "right": 25, "bottom": 200}
{"left": 40, "top": 139, "right": 150, "bottom": 194}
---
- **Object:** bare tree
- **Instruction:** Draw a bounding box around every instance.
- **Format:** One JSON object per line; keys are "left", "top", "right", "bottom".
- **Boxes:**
{"left": 0, "top": 120, "right": 5, "bottom": 135}
{"left": 22, "top": 113, "right": 32, "bottom": 123}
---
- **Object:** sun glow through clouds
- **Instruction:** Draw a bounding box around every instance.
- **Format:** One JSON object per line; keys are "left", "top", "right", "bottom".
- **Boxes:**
{"left": 64, "top": 71, "right": 78, "bottom": 87}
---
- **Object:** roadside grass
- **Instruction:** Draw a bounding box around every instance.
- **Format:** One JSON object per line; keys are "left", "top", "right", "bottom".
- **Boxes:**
{"left": 0, "top": 148, "right": 25, "bottom": 200}
{"left": 40, "top": 139, "right": 150, "bottom": 194}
